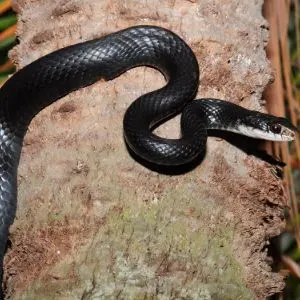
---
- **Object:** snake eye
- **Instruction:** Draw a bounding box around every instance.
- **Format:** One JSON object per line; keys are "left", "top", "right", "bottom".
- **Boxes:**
{"left": 270, "top": 123, "right": 282, "bottom": 134}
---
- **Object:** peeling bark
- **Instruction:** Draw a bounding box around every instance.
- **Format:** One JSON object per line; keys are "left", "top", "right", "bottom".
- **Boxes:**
{"left": 4, "top": 0, "right": 285, "bottom": 299}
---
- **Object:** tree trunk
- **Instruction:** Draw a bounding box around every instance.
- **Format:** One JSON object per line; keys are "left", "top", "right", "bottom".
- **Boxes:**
{"left": 4, "top": 0, "right": 286, "bottom": 299}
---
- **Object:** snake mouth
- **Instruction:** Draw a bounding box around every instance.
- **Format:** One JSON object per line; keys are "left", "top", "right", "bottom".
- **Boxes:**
{"left": 232, "top": 125, "right": 296, "bottom": 141}
{"left": 280, "top": 127, "right": 296, "bottom": 141}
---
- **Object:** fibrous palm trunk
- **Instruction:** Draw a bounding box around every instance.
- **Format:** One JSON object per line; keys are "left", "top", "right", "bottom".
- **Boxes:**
{"left": 4, "top": 0, "right": 285, "bottom": 299}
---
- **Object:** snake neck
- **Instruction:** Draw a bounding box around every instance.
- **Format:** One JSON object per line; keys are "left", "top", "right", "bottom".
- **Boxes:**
{"left": 182, "top": 98, "right": 250, "bottom": 132}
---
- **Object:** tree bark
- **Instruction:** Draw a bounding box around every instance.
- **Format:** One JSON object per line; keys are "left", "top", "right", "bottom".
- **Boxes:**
{"left": 4, "top": 0, "right": 285, "bottom": 299}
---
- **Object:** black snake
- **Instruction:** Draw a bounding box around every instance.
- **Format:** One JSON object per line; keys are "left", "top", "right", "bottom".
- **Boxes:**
{"left": 0, "top": 26, "right": 297, "bottom": 298}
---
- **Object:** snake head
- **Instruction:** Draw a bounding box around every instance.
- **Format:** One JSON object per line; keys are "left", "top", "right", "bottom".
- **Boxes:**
{"left": 239, "top": 112, "right": 298, "bottom": 142}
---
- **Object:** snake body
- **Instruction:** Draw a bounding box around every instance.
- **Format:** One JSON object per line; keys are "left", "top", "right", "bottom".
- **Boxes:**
{"left": 0, "top": 26, "right": 296, "bottom": 297}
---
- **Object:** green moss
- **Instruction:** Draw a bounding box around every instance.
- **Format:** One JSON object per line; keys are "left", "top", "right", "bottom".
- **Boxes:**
{"left": 17, "top": 157, "right": 253, "bottom": 299}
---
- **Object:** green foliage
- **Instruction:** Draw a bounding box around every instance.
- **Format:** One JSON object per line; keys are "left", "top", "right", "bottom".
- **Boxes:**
{"left": 0, "top": 14, "right": 16, "bottom": 31}
{"left": 0, "top": 7, "right": 16, "bottom": 81}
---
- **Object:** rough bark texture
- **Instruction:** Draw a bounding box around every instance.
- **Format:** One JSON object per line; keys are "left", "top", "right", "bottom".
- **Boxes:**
{"left": 4, "top": 0, "right": 286, "bottom": 299}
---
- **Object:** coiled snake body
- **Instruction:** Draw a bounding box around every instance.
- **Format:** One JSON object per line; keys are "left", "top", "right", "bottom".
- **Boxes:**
{"left": 0, "top": 26, "right": 296, "bottom": 297}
